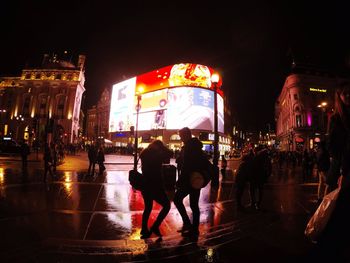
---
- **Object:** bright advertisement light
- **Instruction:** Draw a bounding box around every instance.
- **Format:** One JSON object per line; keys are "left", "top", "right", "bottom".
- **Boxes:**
{"left": 109, "top": 77, "right": 136, "bottom": 132}
{"left": 109, "top": 85, "right": 224, "bottom": 133}
{"left": 167, "top": 87, "right": 224, "bottom": 132}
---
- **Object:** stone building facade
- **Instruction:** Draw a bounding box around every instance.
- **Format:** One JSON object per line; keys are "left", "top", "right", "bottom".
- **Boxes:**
{"left": 0, "top": 54, "right": 86, "bottom": 144}
{"left": 86, "top": 87, "right": 110, "bottom": 143}
{"left": 275, "top": 65, "right": 347, "bottom": 151}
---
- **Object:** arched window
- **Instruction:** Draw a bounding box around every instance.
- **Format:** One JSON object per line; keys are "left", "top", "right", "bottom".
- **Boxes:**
{"left": 56, "top": 96, "right": 66, "bottom": 119}
{"left": 39, "top": 96, "right": 48, "bottom": 117}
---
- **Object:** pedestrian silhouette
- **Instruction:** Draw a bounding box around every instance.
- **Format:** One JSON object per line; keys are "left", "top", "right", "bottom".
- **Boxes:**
{"left": 249, "top": 146, "right": 272, "bottom": 210}
{"left": 43, "top": 143, "right": 53, "bottom": 181}
{"left": 87, "top": 144, "right": 97, "bottom": 176}
{"left": 139, "top": 140, "right": 173, "bottom": 239}
{"left": 50, "top": 142, "right": 57, "bottom": 174}
{"left": 235, "top": 150, "right": 254, "bottom": 211}
{"left": 220, "top": 155, "right": 227, "bottom": 180}
{"left": 97, "top": 146, "right": 105, "bottom": 175}
{"left": 173, "top": 127, "right": 205, "bottom": 240}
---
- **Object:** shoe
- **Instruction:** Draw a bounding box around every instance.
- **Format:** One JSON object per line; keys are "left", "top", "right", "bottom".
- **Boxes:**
{"left": 254, "top": 203, "right": 261, "bottom": 210}
{"left": 140, "top": 229, "right": 151, "bottom": 239}
{"left": 150, "top": 226, "right": 162, "bottom": 237}
{"left": 177, "top": 224, "right": 192, "bottom": 233}
{"left": 182, "top": 229, "right": 199, "bottom": 239}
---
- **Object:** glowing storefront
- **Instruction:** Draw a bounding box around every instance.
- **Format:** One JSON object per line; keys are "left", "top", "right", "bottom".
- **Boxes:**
{"left": 109, "top": 63, "right": 229, "bottom": 153}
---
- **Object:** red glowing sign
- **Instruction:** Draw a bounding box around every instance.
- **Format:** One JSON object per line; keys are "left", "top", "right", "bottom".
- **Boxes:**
{"left": 136, "top": 63, "right": 223, "bottom": 95}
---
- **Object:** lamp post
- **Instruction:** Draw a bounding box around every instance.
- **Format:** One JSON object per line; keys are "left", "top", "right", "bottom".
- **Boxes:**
{"left": 133, "top": 87, "right": 143, "bottom": 170}
{"left": 211, "top": 73, "right": 220, "bottom": 187}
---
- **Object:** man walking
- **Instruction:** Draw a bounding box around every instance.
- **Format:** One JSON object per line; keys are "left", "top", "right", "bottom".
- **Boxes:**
{"left": 174, "top": 127, "right": 204, "bottom": 240}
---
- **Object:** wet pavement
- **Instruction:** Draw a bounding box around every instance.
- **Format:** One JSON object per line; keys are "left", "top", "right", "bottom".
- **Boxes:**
{"left": 0, "top": 153, "right": 330, "bottom": 262}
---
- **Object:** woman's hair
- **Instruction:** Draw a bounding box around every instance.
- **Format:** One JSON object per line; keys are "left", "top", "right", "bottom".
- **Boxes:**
{"left": 148, "top": 140, "right": 165, "bottom": 150}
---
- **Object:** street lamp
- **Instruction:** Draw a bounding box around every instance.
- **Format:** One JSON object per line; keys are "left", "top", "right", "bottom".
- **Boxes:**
{"left": 133, "top": 86, "right": 143, "bottom": 170}
{"left": 211, "top": 73, "right": 220, "bottom": 187}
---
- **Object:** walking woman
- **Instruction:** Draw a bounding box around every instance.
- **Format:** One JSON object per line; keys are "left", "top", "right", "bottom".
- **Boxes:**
{"left": 139, "top": 140, "right": 173, "bottom": 239}
{"left": 316, "top": 82, "right": 350, "bottom": 262}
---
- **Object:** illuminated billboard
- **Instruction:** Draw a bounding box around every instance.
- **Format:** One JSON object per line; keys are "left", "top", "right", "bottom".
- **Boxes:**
{"left": 109, "top": 63, "right": 224, "bottom": 133}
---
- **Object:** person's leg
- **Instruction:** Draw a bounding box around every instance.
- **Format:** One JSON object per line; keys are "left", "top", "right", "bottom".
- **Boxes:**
{"left": 256, "top": 183, "right": 264, "bottom": 209}
{"left": 141, "top": 192, "right": 153, "bottom": 237}
{"left": 88, "top": 161, "right": 92, "bottom": 175}
{"left": 92, "top": 162, "right": 96, "bottom": 175}
{"left": 249, "top": 182, "right": 257, "bottom": 207}
{"left": 236, "top": 183, "right": 245, "bottom": 210}
{"left": 151, "top": 190, "right": 171, "bottom": 236}
{"left": 189, "top": 189, "right": 201, "bottom": 234}
{"left": 173, "top": 188, "right": 192, "bottom": 228}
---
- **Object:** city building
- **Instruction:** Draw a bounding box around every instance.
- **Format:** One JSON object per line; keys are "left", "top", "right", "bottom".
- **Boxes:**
{"left": 0, "top": 53, "right": 86, "bottom": 145}
{"left": 86, "top": 87, "right": 111, "bottom": 144}
{"left": 275, "top": 64, "right": 348, "bottom": 151}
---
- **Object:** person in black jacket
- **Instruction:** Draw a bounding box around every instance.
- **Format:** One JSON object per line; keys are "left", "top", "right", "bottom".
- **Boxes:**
{"left": 139, "top": 140, "right": 173, "bottom": 239}
{"left": 315, "top": 82, "right": 350, "bottom": 262}
{"left": 174, "top": 127, "right": 205, "bottom": 240}
{"left": 248, "top": 146, "right": 272, "bottom": 210}
{"left": 235, "top": 150, "right": 254, "bottom": 211}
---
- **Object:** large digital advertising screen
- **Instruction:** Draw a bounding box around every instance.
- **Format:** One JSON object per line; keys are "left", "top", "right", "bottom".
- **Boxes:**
{"left": 109, "top": 85, "right": 224, "bottom": 133}
{"left": 109, "top": 63, "right": 224, "bottom": 133}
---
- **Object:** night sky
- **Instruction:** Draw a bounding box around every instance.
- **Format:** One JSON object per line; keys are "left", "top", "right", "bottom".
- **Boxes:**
{"left": 1, "top": 1, "right": 350, "bottom": 132}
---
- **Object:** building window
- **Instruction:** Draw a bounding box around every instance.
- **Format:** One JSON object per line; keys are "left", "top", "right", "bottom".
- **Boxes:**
{"left": 39, "top": 96, "right": 47, "bottom": 116}
{"left": 56, "top": 96, "right": 65, "bottom": 118}
{"left": 23, "top": 96, "right": 31, "bottom": 117}
{"left": 296, "top": 115, "right": 302, "bottom": 127}
{"left": 25, "top": 73, "right": 31, "bottom": 79}
{"left": 55, "top": 74, "right": 62, "bottom": 80}
{"left": 35, "top": 73, "right": 41, "bottom": 79}
{"left": 294, "top": 94, "right": 298, "bottom": 100}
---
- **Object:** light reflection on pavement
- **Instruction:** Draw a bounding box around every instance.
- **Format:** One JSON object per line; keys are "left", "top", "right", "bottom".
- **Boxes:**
{"left": 0, "top": 153, "right": 318, "bottom": 262}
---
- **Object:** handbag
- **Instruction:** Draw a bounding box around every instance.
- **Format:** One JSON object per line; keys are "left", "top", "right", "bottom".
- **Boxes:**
{"left": 190, "top": 157, "right": 215, "bottom": 189}
{"left": 304, "top": 187, "right": 340, "bottom": 241}
{"left": 129, "top": 169, "right": 144, "bottom": 190}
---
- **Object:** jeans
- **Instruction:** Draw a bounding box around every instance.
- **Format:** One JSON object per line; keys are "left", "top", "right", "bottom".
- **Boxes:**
{"left": 173, "top": 187, "right": 201, "bottom": 231}
{"left": 142, "top": 189, "right": 170, "bottom": 232}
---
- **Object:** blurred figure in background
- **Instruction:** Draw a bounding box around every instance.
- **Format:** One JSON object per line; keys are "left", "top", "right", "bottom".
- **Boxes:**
{"left": 97, "top": 146, "right": 105, "bottom": 175}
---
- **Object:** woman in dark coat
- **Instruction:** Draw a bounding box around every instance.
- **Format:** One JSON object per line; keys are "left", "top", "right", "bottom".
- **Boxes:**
{"left": 235, "top": 150, "right": 254, "bottom": 211}
{"left": 249, "top": 147, "right": 271, "bottom": 210}
{"left": 139, "top": 140, "right": 173, "bottom": 239}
